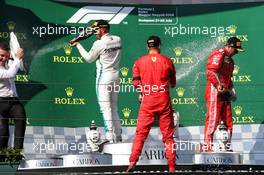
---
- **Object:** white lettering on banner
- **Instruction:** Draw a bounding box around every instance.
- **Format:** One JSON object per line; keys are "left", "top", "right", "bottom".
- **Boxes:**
{"left": 67, "top": 6, "right": 134, "bottom": 24}
{"left": 164, "top": 25, "right": 228, "bottom": 38}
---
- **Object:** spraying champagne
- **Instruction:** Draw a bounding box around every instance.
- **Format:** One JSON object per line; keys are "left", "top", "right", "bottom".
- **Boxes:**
{"left": 69, "top": 26, "right": 99, "bottom": 45}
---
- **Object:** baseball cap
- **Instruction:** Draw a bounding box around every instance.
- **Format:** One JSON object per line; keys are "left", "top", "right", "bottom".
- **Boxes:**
{"left": 91, "top": 20, "right": 110, "bottom": 29}
{"left": 147, "top": 36, "right": 161, "bottom": 47}
{"left": 226, "top": 36, "right": 244, "bottom": 52}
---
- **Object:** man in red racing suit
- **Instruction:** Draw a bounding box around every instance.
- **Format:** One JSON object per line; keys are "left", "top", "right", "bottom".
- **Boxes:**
{"left": 204, "top": 37, "right": 244, "bottom": 152}
{"left": 126, "top": 36, "right": 176, "bottom": 172}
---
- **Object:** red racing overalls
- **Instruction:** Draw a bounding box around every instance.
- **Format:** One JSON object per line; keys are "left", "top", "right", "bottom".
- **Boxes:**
{"left": 204, "top": 47, "right": 234, "bottom": 151}
{"left": 129, "top": 53, "right": 176, "bottom": 170}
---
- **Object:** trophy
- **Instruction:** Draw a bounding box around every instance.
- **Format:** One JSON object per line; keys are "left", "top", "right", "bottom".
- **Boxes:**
{"left": 215, "top": 121, "right": 230, "bottom": 152}
{"left": 86, "top": 120, "right": 101, "bottom": 152}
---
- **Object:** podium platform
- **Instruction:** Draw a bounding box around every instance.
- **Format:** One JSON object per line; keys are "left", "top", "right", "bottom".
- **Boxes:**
{"left": 194, "top": 152, "right": 241, "bottom": 164}
{"left": 18, "top": 141, "right": 243, "bottom": 173}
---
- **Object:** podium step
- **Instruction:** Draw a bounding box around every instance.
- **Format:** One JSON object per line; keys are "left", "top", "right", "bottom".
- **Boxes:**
{"left": 194, "top": 152, "right": 241, "bottom": 164}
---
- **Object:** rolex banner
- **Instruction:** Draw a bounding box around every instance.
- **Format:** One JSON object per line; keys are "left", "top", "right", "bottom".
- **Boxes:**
{"left": 0, "top": 0, "right": 263, "bottom": 127}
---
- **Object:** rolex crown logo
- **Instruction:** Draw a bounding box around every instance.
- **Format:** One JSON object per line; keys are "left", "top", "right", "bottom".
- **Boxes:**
{"left": 120, "top": 67, "right": 129, "bottom": 77}
{"left": 64, "top": 45, "right": 72, "bottom": 55}
{"left": 233, "top": 65, "right": 239, "bottom": 75}
{"left": 234, "top": 106, "right": 242, "bottom": 116}
{"left": 122, "top": 108, "right": 131, "bottom": 118}
{"left": 174, "top": 47, "right": 182, "bottom": 57}
{"left": 6, "top": 21, "right": 16, "bottom": 31}
{"left": 228, "top": 25, "right": 237, "bottom": 35}
{"left": 65, "top": 87, "right": 74, "bottom": 97}
{"left": 176, "top": 87, "right": 185, "bottom": 97}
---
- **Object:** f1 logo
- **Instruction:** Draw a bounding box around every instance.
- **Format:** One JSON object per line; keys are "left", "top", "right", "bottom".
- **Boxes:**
{"left": 67, "top": 6, "right": 134, "bottom": 24}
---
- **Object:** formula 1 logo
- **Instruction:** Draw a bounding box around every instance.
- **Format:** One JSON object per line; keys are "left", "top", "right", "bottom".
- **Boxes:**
{"left": 67, "top": 6, "right": 134, "bottom": 24}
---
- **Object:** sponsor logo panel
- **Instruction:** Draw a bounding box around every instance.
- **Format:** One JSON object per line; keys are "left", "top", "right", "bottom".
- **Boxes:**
{"left": 171, "top": 87, "right": 197, "bottom": 105}
{"left": 121, "top": 107, "right": 137, "bottom": 126}
{"left": 54, "top": 86, "right": 86, "bottom": 105}
{"left": 233, "top": 105, "right": 255, "bottom": 124}
{"left": 52, "top": 45, "right": 84, "bottom": 64}
{"left": 171, "top": 47, "right": 194, "bottom": 65}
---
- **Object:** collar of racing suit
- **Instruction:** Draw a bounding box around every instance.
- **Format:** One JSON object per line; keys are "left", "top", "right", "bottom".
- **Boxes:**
{"left": 100, "top": 33, "right": 110, "bottom": 40}
{"left": 223, "top": 46, "right": 233, "bottom": 58}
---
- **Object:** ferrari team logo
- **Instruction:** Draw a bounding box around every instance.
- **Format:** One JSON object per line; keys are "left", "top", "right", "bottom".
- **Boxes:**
{"left": 151, "top": 56, "right": 157, "bottom": 62}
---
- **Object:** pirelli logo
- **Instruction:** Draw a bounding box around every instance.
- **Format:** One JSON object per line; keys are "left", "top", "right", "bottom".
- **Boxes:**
{"left": 67, "top": 6, "right": 134, "bottom": 24}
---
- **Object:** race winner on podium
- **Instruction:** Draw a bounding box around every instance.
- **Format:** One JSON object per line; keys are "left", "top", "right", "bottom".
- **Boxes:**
{"left": 70, "top": 20, "right": 122, "bottom": 143}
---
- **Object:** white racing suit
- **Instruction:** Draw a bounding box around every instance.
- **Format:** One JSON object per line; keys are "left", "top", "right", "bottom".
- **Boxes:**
{"left": 76, "top": 33, "right": 122, "bottom": 142}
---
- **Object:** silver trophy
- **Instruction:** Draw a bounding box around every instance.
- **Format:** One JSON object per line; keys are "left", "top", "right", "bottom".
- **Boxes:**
{"left": 215, "top": 121, "right": 230, "bottom": 152}
{"left": 86, "top": 120, "right": 101, "bottom": 152}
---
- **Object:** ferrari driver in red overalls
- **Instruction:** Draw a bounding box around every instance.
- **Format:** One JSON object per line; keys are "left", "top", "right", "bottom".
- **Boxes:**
{"left": 204, "top": 37, "right": 244, "bottom": 151}
{"left": 126, "top": 36, "right": 176, "bottom": 172}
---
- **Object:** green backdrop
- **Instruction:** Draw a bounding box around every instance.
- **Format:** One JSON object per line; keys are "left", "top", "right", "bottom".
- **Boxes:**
{"left": 0, "top": 0, "right": 263, "bottom": 127}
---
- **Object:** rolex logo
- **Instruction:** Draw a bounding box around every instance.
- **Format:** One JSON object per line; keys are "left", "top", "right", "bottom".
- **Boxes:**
{"left": 120, "top": 67, "right": 129, "bottom": 77}
{"left": 122, "top": 108, "right": 131, "bottom": 118}
{"left": 176, "top": 87, "right": 185, "bottom": 97}
{"left": 65, "top": 87, "right": 74, "bottom": 97}
{"left": 174, "top": 47, "right": 182, "bottom": 57}
{"left": 6, "top": 21, "right": 16, "bottom": 31}
{"left": 234, "top": 106, "right": 242, "bottom": 116}
{"left": 64, "top": 45, "right": 72, "bottom": 55}
{"left": 233, "top": 65, "right": 239, "bottom": 75}
{"left": 228, "top": 25, "right": 237, "bottom": 35}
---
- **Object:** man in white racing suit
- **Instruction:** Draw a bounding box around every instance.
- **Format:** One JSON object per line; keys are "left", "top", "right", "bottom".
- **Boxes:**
{"left": 70, "top": 20, "right": 122, "bottom": 143}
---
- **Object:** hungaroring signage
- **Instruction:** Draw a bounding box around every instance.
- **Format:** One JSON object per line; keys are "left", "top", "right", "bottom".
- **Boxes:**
{"left": 0, "top": 0, "right": 263, "bottom": 127}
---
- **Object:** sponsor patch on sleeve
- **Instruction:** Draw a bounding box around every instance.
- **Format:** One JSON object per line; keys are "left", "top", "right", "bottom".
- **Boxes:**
{"left": 212, "top": 56, "right": 220, "bottom": 65}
